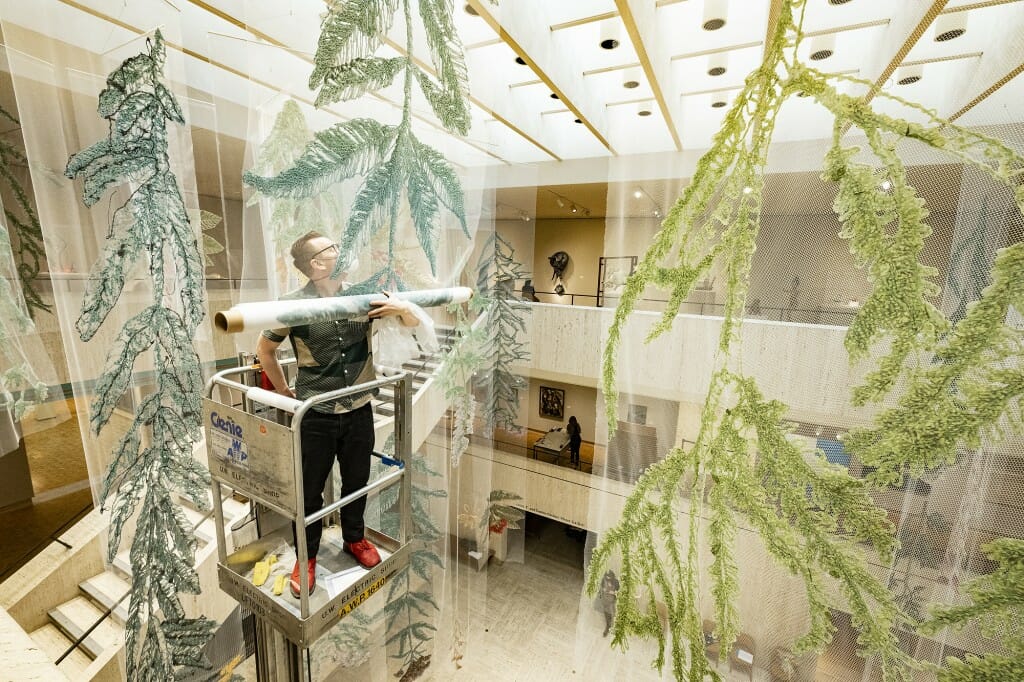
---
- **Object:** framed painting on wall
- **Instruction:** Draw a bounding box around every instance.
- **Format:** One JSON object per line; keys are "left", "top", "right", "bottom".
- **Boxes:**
{"left": 539, "top": 386, "right": 564, "bottom": 420}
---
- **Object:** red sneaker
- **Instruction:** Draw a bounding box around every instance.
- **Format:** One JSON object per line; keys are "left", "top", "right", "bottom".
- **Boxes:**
{"left": 289, "top": 558, "right": 316, "bottom": 598}
{"left": 343, "top": 538, "right": 381, "bottom": 568}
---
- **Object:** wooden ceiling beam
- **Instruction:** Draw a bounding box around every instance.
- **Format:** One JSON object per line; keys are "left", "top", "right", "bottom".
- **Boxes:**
{"left": 615, "top": 0, "right": 682, "bottom": 151}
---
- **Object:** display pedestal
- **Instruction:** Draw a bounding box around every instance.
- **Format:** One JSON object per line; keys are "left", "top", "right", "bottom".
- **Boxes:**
{"left": 489, "top": 530, "right": 508, "bottom": 563}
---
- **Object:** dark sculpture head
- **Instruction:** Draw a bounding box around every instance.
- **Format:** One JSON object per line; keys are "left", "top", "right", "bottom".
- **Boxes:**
{"left": 548, "top": 251, "right": 569, "bottom": 281}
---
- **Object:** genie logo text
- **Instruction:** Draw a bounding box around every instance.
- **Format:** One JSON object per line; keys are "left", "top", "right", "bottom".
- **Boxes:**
{"left": 210, "top": 411, "right": 248, "bottom": 467}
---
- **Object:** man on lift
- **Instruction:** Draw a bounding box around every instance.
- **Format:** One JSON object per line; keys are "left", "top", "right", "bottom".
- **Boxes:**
{"left": 256, "top": 231, "right": 420, "bottom": 598}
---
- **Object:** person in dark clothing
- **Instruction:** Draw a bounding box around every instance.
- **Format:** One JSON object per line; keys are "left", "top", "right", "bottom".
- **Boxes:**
{"left": 256, "top": 231, "right": 419, "bottom": 598}
{"left": 566, "top": 415, "right": 582, "bottom": 468}
{"left": 600, "top": 569, "right": 620, "bottom": 637}
{"left": 521, "top": 279, "right": 540, "bottom": 302}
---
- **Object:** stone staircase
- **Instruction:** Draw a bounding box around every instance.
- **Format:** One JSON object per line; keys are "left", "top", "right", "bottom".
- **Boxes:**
{"left": 372, "top": 326, "right": 455, "bottom": 422}
{"left": 25, "top": 493, "right": 249, "bottom": 678}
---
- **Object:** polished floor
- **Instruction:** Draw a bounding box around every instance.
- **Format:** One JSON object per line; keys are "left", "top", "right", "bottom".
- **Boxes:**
{"left": 254, "top": 513, "right": 877, "bottom": 682}
{"left": 0, "top": 400, "right": 93, "bottom": 580}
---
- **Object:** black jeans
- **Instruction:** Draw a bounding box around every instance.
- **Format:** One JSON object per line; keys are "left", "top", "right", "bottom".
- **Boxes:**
{"left": 294, "top": 403, "right": 374, "bottom": 558}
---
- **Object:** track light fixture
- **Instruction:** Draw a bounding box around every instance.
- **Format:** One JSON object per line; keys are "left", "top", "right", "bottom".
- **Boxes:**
{"left": 495, "top": 201, "right": 533, "bottom": 223}
{"left": 546, "top": 189, "right": 590, "bottom": 218}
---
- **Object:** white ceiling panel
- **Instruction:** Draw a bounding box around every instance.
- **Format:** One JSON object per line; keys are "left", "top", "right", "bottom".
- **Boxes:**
{"left": 551, "top": 18, "right": 640, "bottom": 73}
{"left": 606, "top": 102, "right": 677, "bottom": 155}
{"left": 656, "top": 0, "right": 771, "bottom": 57}
{"left": 800, "top": 0, "right": 893, "bottom": 33}
{"left": 674, "top": 43, "right": 765, "bottom": 96}
{"left": 543, "top": 1, "right": 617, "bottom": 28}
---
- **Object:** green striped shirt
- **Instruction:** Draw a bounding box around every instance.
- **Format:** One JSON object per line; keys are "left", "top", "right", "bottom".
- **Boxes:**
{"left": 262, "top": 281, "right": 377, "bottom": 414}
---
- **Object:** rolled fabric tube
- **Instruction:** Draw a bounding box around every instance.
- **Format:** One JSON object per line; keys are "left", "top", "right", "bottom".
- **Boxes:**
{"left": 214, "top": 286, "right": 474, "bottom": 333}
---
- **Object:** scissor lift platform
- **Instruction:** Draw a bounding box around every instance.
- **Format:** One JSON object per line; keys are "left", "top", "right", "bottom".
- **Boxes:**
{"left": 204, "top": 364, "right": 414, "bottom": 679}
{"left": 217, "top": 525, "right": 407, "bottom": 647}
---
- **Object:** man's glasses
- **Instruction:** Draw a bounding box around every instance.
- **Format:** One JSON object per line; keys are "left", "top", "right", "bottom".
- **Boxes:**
{"left": 309, "top": 243, "right": 340, "bottom": 262}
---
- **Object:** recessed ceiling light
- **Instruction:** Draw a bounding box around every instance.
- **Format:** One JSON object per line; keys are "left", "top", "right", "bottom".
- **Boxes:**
{"left": 464, "top": 3, "right": 478, "bottom": 15}
{"left": 514, "top": 56, "right": 526, "bottom": 65}
{"left": 599, "top": 20, "right": 621, "bottom": 51}
{"left": 808, "top": 34, "right": 836, "bottom": 61}
{"left": 573, "top": 118, "right": 582, "bottom": 124}
{"left": 880, "top": 179, "right": 893, "bottom": 191}
{"left": 742, "top": 186, "right": 752, "bottom": 194}
{"left": 934, "top": 14, "right": 967, "bottom": 42}
{"left": 711, "top": 99, "right": 727, "bottom": 108}
{"left": 633, "top": 189, "right": 643, "bottom": 199}
{"left": 703, "top": 0, "right": 727, "bottom": 31}
{"left": 638, "top": 109, "right": 652, "bottom": 116}
{"left": 623, "top": 80, "right": 640, "bottom": 89}
{"left": 707, "top": 54, "right": 728, "bottom": 77}
{"left": 550, "top": 93, "right": 560, "bottom": 99}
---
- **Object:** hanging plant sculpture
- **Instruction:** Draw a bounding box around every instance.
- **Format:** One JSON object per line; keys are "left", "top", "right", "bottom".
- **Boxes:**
{"left": 0, "top": 209, "right": 48, "bottom": 418}
{"left": 471, "top": 232, "right": 529, "bottom": 434}
{"left": 922, "top": 538, "right": 1024, "bottom": 681}
{"left": 590, "top": 1, "right": 1023, "bottom": 680}
{"left": 439, "top": 232, "right": 530, "bottom": 464}
{"left": 365, "top": 435, "right": 448, "bottom": 681}
{"left": 64, "top": 32, "right": 216, "bottom": 680}
{"left": 246, "top": 99, "right": 343, "bottom": 287}
{"left": 0, "top": 104, "right": 50, "bottom": 318}
{"left": 242, "top": 0, "right": 471, "bottom": 292}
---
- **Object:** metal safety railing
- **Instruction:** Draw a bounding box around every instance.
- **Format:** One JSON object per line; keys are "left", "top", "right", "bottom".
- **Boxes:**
{"left": 203, "top": 365, "right": 414, "bottom": 648}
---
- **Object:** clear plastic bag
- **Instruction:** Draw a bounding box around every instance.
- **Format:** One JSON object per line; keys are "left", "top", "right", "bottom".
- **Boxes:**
{"left": 374, "top": 315, "right": 421, "bottom": 373}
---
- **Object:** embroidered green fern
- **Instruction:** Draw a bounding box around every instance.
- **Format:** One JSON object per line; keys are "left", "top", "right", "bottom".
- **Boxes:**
{"left": 64, "top": 31, "right": 215, "bottom": 681}
{"left": 191, "top": 209, "right": 224, "bottom": 270}
{"left": 921, "top": 538, "right": 1024, "bottom": 682}
{"left": 246, "top": 100, "right": 343, "bottom": 253}
{"left": 593, "top": 1, "right": 1024, "bottom": 679}
{"left": 243, "top": 0, "right": 470, "bottom": 291}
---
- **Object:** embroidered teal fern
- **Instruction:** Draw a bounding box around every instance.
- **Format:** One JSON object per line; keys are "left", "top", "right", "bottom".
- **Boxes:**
{"left": 243, "top": 0, "right": 470, "bottom": 291}
{"left": 64, "top": 31, "right": 215, "bottom": 681}
{"left": 593, "top": 1, "right": 1024, "bottom": 679}
{"left": 369, "top": 436, "right": 448, "bottom": 681}
{"left": 471, "top": 232, "right": 530, "bottom": 433}
{"left": 0, "top": 104, "right": 50, "bottom": 318}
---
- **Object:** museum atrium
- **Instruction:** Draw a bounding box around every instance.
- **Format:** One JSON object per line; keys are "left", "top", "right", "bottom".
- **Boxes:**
{"left": 0, "top": 0, "right": 1022, "bottom": 680}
